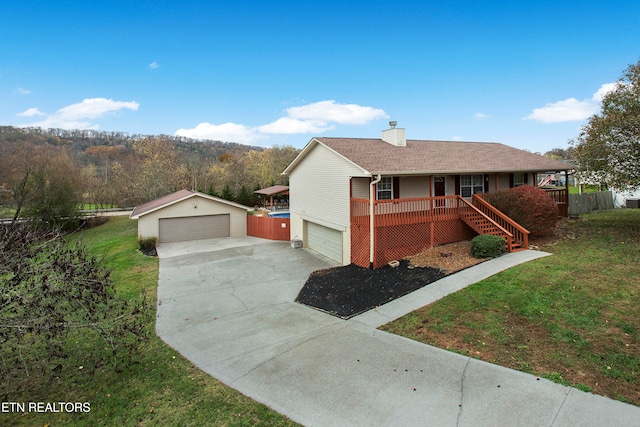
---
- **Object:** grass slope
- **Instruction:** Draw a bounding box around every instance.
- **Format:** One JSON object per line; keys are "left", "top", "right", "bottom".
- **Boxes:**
{"left": 381, "top": 209, "right": 640, "bottom": 405}
{"left": 4, "top": 217, "right": 297, "bottom": 426}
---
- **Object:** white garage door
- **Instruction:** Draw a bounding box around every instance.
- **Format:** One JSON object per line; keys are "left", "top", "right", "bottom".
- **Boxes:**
{"left": 159, "top": 214, "right": 230, "bottom": 243}
{"left": 306, "top": 221, "right": 342, "bottom": 262}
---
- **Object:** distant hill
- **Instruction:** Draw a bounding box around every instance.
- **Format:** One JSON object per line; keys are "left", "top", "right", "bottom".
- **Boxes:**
{"left": 0, "top": 126, "right": 263, "bottom": 160}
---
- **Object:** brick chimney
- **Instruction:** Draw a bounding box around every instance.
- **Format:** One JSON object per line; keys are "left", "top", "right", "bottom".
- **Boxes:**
{"left": 381, "top": 121, "right": 406, "bottom": 146}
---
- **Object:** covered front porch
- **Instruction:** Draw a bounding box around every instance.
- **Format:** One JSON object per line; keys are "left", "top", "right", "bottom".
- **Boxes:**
{"left": 350, "top": 188, "right": 567, "bottom": 269}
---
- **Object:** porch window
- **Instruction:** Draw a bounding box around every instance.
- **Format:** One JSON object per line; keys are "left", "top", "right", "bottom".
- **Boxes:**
{"left": 460, "top": 174, "right": 484, "bottom": 197}
{"left": 513, "top": 172, "right": 525, "bottom": 187}
{"left": 376, "top": 177, "right": 393, "bottom": 200}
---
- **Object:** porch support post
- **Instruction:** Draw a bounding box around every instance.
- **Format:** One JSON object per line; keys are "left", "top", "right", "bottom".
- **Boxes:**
{"left": 565, "top": 169, "right": 570, "bottom": 217}
{"left": 369, "top": 175, "right": 382, "bottom": 269}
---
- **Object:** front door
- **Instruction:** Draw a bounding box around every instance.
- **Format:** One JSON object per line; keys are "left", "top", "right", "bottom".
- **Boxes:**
{"left": 434, "top": 176, "right": 445, "bottom": 196}
{"left": 434, "top": 176, "right": 446, "bottom": 208}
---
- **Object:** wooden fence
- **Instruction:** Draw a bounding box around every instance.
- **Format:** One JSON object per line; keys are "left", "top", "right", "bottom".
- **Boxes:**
{"left": 247, "top": 215, "right": 290, "bottom": 241}
{"left": 542, "top": 188, "right": 569, "bottom": 217}
{"left": 568, "top": 191, "right": 614, "bottom": 216}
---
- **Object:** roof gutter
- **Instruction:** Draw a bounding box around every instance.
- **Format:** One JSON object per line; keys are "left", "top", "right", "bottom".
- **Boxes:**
{"left": 369, "top": 174, "right": 382, "bottom": 269}
{"left": 370, "top": 168, "right": 574, "bottom": 176}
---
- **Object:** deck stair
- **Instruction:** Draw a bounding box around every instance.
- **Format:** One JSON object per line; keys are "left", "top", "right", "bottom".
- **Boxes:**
{"left": 459, "top": 195, "right": 529, "bottom": 252}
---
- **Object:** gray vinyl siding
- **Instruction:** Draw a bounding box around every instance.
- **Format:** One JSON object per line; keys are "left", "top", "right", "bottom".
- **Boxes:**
{"left": 289, "top": 143, "right": 367, "bottom": 229}
{"left": 351, "top": 177, "right": 370, "bottom": 199}
{"left": 497, "top": 174, "right": 511, "bottom": 190}
{"left": 445, "top": 176, "right": 456, "bottom": 196}
{"left": 399, "top": 176, "right": 430, "bottom": 198}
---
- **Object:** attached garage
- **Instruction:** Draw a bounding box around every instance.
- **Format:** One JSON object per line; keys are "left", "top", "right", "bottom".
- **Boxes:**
{"left": 305, "top": 221, "right": 343, "bottom": 263}
{"left": 131, "top": 189, "right": 250, "bottom": 243}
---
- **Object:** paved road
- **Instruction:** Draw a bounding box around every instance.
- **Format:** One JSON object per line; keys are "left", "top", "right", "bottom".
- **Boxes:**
{"left": 156, "top": 237, "right": 640, "bottom": 426}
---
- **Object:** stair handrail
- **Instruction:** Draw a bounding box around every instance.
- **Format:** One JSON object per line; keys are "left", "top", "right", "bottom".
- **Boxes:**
{"left": 457, "top": 196, "right": 514, "bottom": 252}
{"left": 472, "top": 194, "right": 530, "bottom": 249}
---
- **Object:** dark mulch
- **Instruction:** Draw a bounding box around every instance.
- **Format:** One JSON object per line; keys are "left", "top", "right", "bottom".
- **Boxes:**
{"left": 295, "top": 260, "right": 445, "bottom": 319}
{"left": 139, "top": 247, "right": 158, "bottom": 257}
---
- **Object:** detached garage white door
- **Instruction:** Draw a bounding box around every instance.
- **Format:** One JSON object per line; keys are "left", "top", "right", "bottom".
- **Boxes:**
{"left": 159, "top": 214, "right": 230, "bottom": 243}
{"left": 306, "top": 221, "right": 342, "bottom": 262}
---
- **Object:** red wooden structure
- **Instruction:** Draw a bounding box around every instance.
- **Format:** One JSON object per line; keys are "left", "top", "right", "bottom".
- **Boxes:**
{"left": 351, "top": 194, "right": 539, "bottom": 269}
{"left": 247, "top": 215, "right": 290, "bottom": 241}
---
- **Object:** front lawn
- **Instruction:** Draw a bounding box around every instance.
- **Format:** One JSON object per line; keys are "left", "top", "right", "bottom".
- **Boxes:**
{"left": 4, "top": 217, "right": 297, "bottom": 426}
{"left": 381, "top": 209, "right": 640, "bottom": 405}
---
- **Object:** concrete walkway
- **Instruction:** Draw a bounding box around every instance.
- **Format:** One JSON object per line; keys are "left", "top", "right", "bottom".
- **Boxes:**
{"left": 156, "top": 238, "right": 640, "bottom": 426}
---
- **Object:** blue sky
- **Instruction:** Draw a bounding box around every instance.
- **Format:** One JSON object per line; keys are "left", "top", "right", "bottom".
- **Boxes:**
{"left": 1, "top": 1, "right": 639, "bottom": 153}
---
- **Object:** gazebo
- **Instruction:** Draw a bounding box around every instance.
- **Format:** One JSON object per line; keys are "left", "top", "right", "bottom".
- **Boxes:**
{"left": 254, "top": 185, "right": 289, "bottom": 212}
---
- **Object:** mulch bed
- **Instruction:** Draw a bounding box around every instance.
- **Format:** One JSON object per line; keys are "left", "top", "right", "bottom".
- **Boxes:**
{"left": 295, "top": 260, "right": 445, "bottom": 319}
{"left": 139, "top": 247, "right": 158, "bottom": 257}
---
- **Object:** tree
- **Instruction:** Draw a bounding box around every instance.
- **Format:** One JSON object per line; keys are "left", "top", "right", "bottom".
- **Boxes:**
{"left": 220, "top": 184, "right": 235, "bottom": 201}
{"left": 571, "top": 60, "right": 640, "bottom": 191}
{"left": 112, "top": 137, "right": 189, "bottom": 206}
{"left": 0, "top": 143, "right": 84, "bottom": 229}
{"left": 183, "top": 152, "right": 208, "bottom": 192}
{"left": 236, "top": 185, "right": 254, "bottom": 206}
{"left": 133, "top": 137, "right": 189, "bottom": 201}
{"left": 243, "top": 146, "right": 298, "bottom": 189}
{"left": 0, "top": 223, "right": 147, "bottom": 389}
{"left": 2, "top": 141, "right": 39, "bottom": 223}
{"left": 543, "top": 148, "right": 574, "bottom": 161}
{"left": 21, "top": 146, "right": 83, "bottom": 230}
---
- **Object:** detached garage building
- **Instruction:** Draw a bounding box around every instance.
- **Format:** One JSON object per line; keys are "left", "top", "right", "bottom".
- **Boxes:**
{"left": 130, "top": 189, "right": 251, "bottom": 243}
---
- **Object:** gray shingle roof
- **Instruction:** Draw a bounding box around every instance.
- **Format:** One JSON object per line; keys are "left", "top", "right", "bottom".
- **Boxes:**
{"left": 130, "top": 189, "right": 251, "bottom": 218}
{"left": 313, "top": 137, "right": 572, "bottom": 175}
{"left": 130, "top": 189, "right": 194, "bottom": 218}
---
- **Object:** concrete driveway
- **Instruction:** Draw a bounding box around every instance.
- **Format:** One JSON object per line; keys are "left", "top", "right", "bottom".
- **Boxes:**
{"left": 156, "top": 237, "right": 640, "bottom": 426}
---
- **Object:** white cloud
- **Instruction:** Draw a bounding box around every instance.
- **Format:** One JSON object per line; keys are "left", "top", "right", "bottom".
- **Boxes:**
{"left": 175, "top": 122, "right": 265, "bottom": 144}
{"left": 258, "top": 117, "right": 333, "bottom": 134}
{"left": 177, "top": 100, "right": 387, "bottom": 143}
{"left": 473, "top": 112, "right": 492, "bottom": 120}
{"left": 525, "top": 83, "right": 615, "bottom": 123}
{"left": 149, "top": 61, "right": 159, "bottom": 69}
{"left": 286, "top": 100, "right": 388, "bottom": 125}
{"left": 20, "top": 97, "right": 139, "bottom": 129}
{"left": 15, "top": 87, "right": 32, "bottom": 95}
{"left": 591, "top": 82, "right": 617, "bottom": 102}
{"left": 525, "top": 98, "right": 597, "bottom": 123}
{"left": 17, "top": 107, "right": 45, "bottom": 117}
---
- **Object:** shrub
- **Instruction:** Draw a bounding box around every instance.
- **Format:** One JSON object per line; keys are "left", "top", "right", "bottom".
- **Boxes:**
{"left": 471, "top": 234, "right": 506, "bottom": 258}
{"left": 483, "top": 186, "right": 558, "bottom": 237}
{"left": 138, "top": 236, "right": 157, "bottom": 252}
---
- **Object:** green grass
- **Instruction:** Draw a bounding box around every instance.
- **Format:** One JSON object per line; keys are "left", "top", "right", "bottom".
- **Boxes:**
{"left": 5, "top": 217, "right": 298, "bottom": 426}
{"left": 381, "top": 209, "right": 640, "bottom": 405}
{"left": 0, "top": 205, "right": 16, "bottom": 218}
{"left": 568, "top": 184, "right": 605, "bottom": 194}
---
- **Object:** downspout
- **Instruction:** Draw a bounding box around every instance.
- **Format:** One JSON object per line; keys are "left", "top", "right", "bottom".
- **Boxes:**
{"left": 369, "top": 174, "right": 382, "bottom": 269}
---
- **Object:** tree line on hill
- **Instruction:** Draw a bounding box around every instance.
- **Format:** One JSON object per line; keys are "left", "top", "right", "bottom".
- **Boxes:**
{"left": 0, "top": 126, "right": 299, "bottom": 227}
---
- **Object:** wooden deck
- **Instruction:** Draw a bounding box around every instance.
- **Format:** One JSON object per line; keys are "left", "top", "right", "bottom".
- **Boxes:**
{"left": 350, "top": 195, "right": 529, "bottom": 268}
